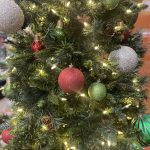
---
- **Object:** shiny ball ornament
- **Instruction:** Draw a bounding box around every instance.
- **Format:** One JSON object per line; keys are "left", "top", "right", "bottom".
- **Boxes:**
{"left": 108, "top": 46, "right": 138, "bottom": 73}
{"left": 121, "top": 31, "right": 131, "bottom": 43}
{"left": 1, "top": 129, "right": 13, "bottom": 144}
{"left": 135, "top": 114, "right": 150, "bottom": 146}
{"left": 55, "top": 20, "right": 65, "bottom": 39}
{"left": 31, "top": 34, "right": 44, "bottom": 52}
{"left": 88, "top": 82, "right": 107, "bottom": 101}
{"left": 0, "top": 140, "right": 7, "bottom": 147}
{"left": 58, "top": 67, "right": 85, "bottom": 94}
{"left": 102, "top": 0, "right": 120, "bottom": 10}
{"left": 0, "top": 0, "right": 24, "bottom": 34}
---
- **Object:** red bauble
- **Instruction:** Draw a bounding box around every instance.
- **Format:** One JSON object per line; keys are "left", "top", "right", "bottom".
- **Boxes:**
{"left": 31, "top": 34, "right": 44, "bottom": 52}
{"left": 122, "top": 30, "right": 131, "bottom": 43}
{"left": 58, "top": 67, "right": 85, "bottom": 93}
{"left": 1, "top": 129, "right": 13, "bottom": 144}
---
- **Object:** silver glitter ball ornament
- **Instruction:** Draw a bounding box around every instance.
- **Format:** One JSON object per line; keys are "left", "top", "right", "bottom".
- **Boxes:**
{"left": 0, "top": 0, "right": 24, "bottom": 34}
{"left": 108, "top": 46, "right": 138, "bottom": 72}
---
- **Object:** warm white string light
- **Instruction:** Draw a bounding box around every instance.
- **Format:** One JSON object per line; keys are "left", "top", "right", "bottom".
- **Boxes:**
{"left": 112, "top": 72, "right": 118, "bottom": 76}
{"left": 38, "top": 69, "right": 45, "bottom": 76}
{"left": 61, "top": 97, "right": 67, "bottom": 101}
{"left": 84, "top": 22, "right": 90, "bottom": 28}
{"left": 94, "top": 45, "right": 100, "bottom": 50}
{"left": 107, "top": 140, "right": 111, "bottom": 147}
{"left": 126, "top": 9, "right": 132, "bottom": 14}
{"left": 102, "top": 62, "right": 108, "bottom": 67}
{"left": 69, "top": 146, "right": 76, "bottom": 150}
{"left": 118, "top": 131, "right": 123, "bottom": 135}
{"left": 101, "top": 141, "right": 105, "bottom": 146}
{"left": 80, "top": 93, "right": 86, "bottom": 97}
{"left": 12, "top": 67, "right": 17, "bottom": 73}
{"left": 103, "top": 110, "right": 108, "bottom": 115}
{"left": 51, "top": 64, "right": 57, "bottom": 70}
{"left": 132, "top": 78, "right": 138, "bottom": 83}
{"left": 51, "top": 9, "right": 57, "bottom": 14}
{"left": 66, "top": 1, "right": 71, "bottom": 7}
{"left": 17, "top": 108, "right": 24, "bottom": 113}
{"left": 137, "top": 3, "right": 144, "bottom": 8}
{"left": 41, "top": 125, "right": 48, "bottom": 131}
{"left": 30, "top": 4, "right": 36, "bottom": 10}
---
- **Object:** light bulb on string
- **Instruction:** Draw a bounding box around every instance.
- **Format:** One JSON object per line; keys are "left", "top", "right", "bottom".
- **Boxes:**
{"left": 41, "top": 125, "right": 48, "bottom": 131}
{"left": 137, "top": 3, "right": 144, "bottom": 8}
{"left": 103, "top": 108, "right": 112, "bottom": 115}
{"left": 132, "top": 78, "right": 138, "bottom": 84}
{"left": 118, "top": 131, "right": 123, "bottom": 135}
{"left": 127, "top": 116, "right": 132, "bottom": 120}
{"left": 64, "top": 17, "right": 70, "bottom": 23}
{"left": 84, "top": 22, "right": 90, "bottom": 28}
{"left": 12, "top": 67, "right": 17, "bottom": 73}
{"left": 80, "top": 93, "right": 86, "bottom": 97}
{"left": 51, "top": 57, "right": 55, "bottom": 61}
{"left": 66, "top": 1, "right": 71, "bottom": 7}
{"left": 102, "top": 62, "right": 109, "bottom": 67}
{"left": 40, "top": 17, "right": 45, "bottom": 22}
{"left": 101, "top": 141, "right": 105, "bottom": 146}
{"left": 30, "top": 4, "right": 36, "bottom": 10}
{"left": 51, "top": 9, "right": 57, "bottom": 14}
{"left": 124, "top": 104, "right": 132, "bottom": 109}
{"left": 64, "top": 141, "right": 68, "bottom": 146}
{"left": 62, "top": 124, "right": 67, "bottom": 128}
{"left": 87, "top": 0, "right": 96, "bottom": 8}
{"left": 136, "top": 88, "right": 140, "bottom": 92}
{"left": 126, "top": 9, "right": 132, "bottom": 14}
{"left": 94, "top": 45, "right": 100, "bottom": 50}
{"left": 61, "top": 97, "right": 67, "bottom": 101}
{"left": 6, "top": 56, "right": 10, "bottom": 60}
{"left": 107, "top": 140, "right": 111, "bottom": 147}
{"left": 112, "top": 72, "right": 118, "bottom": 76}
{"left": 17, "top": 108, "right": 24, "bottom": 113}
{"left": 88, "top": 0, "right": 94, "bottom": 6}
{"left": 51, "top": 64, "right": 57, "bottom": 70}
{"left": 103, "top": 110, "right": 108, "bottom": 115}
{"left": 38, "top": 69, "right": 46, "bottom": 76}
{"left": 70, "top": 146, "right": 76, "bottom": 150}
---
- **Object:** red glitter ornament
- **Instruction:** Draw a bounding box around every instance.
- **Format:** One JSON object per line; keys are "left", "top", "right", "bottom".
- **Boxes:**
{"left": 122, "top": 30, "right": 131, "bottom": 43}
{"left": 58, "top": 67, "right": 85, "bottom": 93}
{"left": 31, "top": 34, "right": 44, "bottom": 52}
{"left": 1, "top": 129, "right": 13, "bottom": 144}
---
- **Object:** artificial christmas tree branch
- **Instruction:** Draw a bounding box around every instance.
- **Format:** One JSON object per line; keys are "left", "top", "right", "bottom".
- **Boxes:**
{"left": 0, "top": 0, "right": 148, "bottom": 149}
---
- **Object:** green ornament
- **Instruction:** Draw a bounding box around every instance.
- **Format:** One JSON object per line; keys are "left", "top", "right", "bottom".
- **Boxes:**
{"left": 3, "top": 84, "right": 12, "bottom": 97}
{"left": 55, "top": 28, "right": 65, "bottom": 38}
{"left": 102, "top": 0, "right": 120, "bottom": 10}
{"left": 55, "top": 20, "right": 65, "bottom": 39}
{"left": 135, "top": 114, "right": 150, "bottom": 146}
{"left": 130, "top": 141, "right": 143, "bottom": 150}
{"left": 88, "top": 82, "right": 107, "bottom": 101}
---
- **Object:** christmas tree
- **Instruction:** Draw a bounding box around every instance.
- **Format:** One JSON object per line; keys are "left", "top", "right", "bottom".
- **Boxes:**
{"left": 0, "top": 0, "right": 149, "bottom": 149}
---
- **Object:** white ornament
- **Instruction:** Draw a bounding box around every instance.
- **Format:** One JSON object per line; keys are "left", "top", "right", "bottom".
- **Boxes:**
{"left": 108, "top": 46, "right": 138, "bottom": 72}
{"left": 0, "top": 140, "right": 7, "bottom": 147}
{"left": 0, "top": 0, "right": 24, "bottom": 34}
